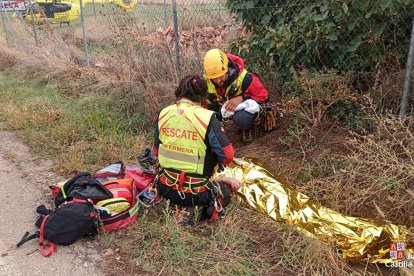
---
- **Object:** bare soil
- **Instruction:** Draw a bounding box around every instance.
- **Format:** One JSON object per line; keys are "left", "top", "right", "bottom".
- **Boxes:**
{"left": 0, "top": 123, "right": 102, "bottom": 276}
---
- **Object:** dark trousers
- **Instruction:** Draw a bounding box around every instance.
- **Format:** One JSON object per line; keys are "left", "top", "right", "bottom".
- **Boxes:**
{"left": 156, "top": 179, "right": 231, "bottom": 208}
{"left": 208, "top": 102, "right": 257, "bottom": 130}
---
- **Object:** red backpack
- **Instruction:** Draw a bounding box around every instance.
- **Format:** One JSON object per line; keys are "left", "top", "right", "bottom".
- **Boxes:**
{"left": 97, "top": 178, "right": 140, "bottom": 232}
{"left": 125, "top": 165, "right": 156, "bottom": 191}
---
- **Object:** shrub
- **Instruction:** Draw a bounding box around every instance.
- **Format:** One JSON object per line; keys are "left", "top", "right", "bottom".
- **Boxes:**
{"left": 227, "top": 0, "right": 413, "bottom": 82}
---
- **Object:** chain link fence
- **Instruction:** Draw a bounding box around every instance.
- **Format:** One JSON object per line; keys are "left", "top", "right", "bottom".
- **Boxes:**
{"left": 0, "top": 1, "right": 233, "bottom": 60}
{"left": 1, "top": 0, "right": 414, "bottom": 111}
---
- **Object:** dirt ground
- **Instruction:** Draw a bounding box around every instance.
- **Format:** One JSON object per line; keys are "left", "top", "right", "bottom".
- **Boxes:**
{"left": 0, "top": 123, "right": 101, "bottom": 276}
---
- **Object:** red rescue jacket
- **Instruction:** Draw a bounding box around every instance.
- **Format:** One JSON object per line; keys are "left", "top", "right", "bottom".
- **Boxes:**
{"left": 208, "top": 54, "right": 269, "bottom": 104}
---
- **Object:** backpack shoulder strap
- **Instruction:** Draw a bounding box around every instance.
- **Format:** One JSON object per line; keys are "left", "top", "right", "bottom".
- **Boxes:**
{"left": 38, "top": 214, "right": 57, "bottom": 257}
{"left": 16, "top": 231, "right": 39, "bottom": 247}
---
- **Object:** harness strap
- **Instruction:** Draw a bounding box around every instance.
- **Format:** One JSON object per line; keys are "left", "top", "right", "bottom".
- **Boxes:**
{"left": 164, "top": 170, "right": 206, "bottom": 186}
{"left": 71, "top": 198, "right": 87, "bottom": 204}
{"left": 211, "top": 208, "right": 219, "bottom": 221}
{"left": 160, "top": 169, "right": 210, "bottom": 194}
{"left": 39, "top": 214, "right": 57, "bottom": 257}
{"left": 160, "top": 176, "right": 209, "bottom": 194}
{"left": 179, "top": 171, "right": 185, "bottom": 192}
{"left": 16, "top": 231, "right": 38, "bottom": 248}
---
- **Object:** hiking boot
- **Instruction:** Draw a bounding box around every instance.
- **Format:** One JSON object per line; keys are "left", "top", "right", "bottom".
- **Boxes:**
{"left": 171, "top": 205, "right": 203, "bottom": 226}
{"left": 242, "top": 128, "right": 253, "bottom": 144}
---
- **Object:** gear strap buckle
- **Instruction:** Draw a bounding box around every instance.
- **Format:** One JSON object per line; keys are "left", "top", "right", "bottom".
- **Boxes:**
{"left": 209, "top": 181, "right": 224, "bottom": 221}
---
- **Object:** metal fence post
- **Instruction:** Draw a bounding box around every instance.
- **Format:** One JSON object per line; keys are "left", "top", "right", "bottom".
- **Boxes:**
{"left": 92, "top": 0, "right": 97, "bottom": 18}
{"left": 3, "top": 2, "right": 17, "bottom": 47}
{"left": 0, "top": 2, "right": 8, "bottom": 44}
{"left": 218, "top": 0, "right": 221, "bottom": 19}
{"left": 163, "top": 0, "right": 167, "bottom": 27}
{"left": 79, "top": 0, "right": 90, "bottom": 67}
{"left": 28, "top": 0, "right": 39, "bottom": 45}
{"left": 172, "top": 0, "right": 180, "bottom": 76}
{"left": 400, "top": 19, "right": 414, "bottom": 116}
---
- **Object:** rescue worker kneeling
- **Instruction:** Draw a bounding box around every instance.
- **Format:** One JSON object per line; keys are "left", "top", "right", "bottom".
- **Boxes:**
{"left": 152, "top": 75, "right": 240, "bottom": 224}
{"left": 203, "top": 48, "right": 272, "bottom": 144}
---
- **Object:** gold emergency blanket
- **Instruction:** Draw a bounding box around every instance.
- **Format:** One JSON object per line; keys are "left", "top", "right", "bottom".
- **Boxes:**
{"left": 219, "top": 157, "right": 412, "bottom": 263}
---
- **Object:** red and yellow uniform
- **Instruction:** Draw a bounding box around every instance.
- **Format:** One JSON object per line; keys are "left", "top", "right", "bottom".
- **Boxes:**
{"left": 152, "top": 100, "right": 234, "bottom": 204}
{"left": 206, "top": 54, "right": 268, "bottom": 104}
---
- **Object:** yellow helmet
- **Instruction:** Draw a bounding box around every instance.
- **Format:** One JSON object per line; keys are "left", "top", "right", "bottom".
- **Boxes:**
{"left": 204, "top": 49, "right": 228, "bottom": 79}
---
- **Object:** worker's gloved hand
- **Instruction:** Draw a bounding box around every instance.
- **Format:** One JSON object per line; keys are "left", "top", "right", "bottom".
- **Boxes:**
{"left": 264, "top": 109, "right": 276, "bottom": 131}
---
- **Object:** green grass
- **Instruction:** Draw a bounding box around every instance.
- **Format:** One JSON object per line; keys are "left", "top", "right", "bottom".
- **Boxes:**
{"left": 0, "top": 73, "right": 148, "bottom": 174}
{"left": 0, "top": 68, "right": 382, "bottom": 275}
{"left": 0, "top": 70, "right": 386, "bottom": 275}
{"left": 99, "top": 199, "right": 365, "bottom": 275}
{"left": 104, "top": 201, "right": 280, "bottom": 275}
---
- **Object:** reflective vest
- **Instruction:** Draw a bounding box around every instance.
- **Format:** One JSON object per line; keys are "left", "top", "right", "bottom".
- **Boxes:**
{"left": 158, "top": 101, "right": 214, "bottom": 175}
{"left": 206, "top": 69, "right": 248, "bottom": 103}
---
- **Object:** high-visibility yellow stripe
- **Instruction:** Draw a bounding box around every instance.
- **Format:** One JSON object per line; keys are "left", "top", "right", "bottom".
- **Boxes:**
{"left": 158, "top": 103, "right": 213, "bottom": 175}
{"left": 194, "top": 113, "right": 208, "bottom": 130}
{"left": 182, "top": 114, "right": 204, "bottom": 142}
{"left": 159, "top": 147, "right": 205, "bottom": 164}
{"left": 206, "top": 69, "right": 248, "bottom": 101}
{"left": 129, "top": 201, "right": 139, "bottom": 216}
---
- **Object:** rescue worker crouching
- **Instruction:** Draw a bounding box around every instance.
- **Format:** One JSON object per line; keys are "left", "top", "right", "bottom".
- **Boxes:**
{"left": 152, "top": 75, "right": 241, "bottom": 225}
{"left": 203, "top": 48, "right": 269, "bottom": 144}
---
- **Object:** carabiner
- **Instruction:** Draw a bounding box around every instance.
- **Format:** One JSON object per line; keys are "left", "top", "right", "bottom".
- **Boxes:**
{"left": 178, "top": 189, "right": 186, "bottom": 200}
{"left": 214, "top": 200, "right": 223, "bottom": 213}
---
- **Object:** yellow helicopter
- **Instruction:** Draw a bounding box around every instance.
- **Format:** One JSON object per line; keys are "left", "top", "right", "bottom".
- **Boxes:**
{"left": 17, "top": 0, "right": 138, "bottom": 24}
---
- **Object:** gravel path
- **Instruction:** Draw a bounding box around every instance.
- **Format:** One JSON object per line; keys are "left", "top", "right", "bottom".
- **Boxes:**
{"left": 0, "top": 126, "right": 101, "bottom": 276}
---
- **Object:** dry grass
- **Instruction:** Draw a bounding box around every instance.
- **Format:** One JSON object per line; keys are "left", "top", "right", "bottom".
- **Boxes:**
{"left": 275, "top": 71, "right": 414, "bottom": 227}
{"left": 346, "top": 107, "right": 414, "bottom": 225}
{"left": 284, "top": 70, "right": 361, "bottom": 128}
{"left": 278, "top": 71, "right": 364, "bottom": 161}
{"left": 1, "top": 16, "right": 184, "bottom": 126}
{"left": 294, "top": 99, "right": 414, "bottom": 227}
{"left": 98, "top": 200, "right": 367, "bottom": 276}
{"left": 2, "top": 3, "right": 236, "bottom": 122}
{"left": 1, "top": 98, "right": 63, "bottom": 130}
{"left": 53, "top": 134, "right": 146, "bottom": 173}
{"left": 2, "top": 10, "right": 411, "bottom": 275}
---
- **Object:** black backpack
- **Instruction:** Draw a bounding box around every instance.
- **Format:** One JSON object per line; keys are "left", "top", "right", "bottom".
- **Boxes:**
{"left": 17, "top": 199, "right": 99, "bottom": 257}
{"left": 54, "top": 172, "right": 113, "bottom": 208}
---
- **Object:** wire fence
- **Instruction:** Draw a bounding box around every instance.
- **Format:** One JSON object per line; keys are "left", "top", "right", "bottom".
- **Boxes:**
{"left": 1, "top": 0, "right": 414, "bottom": 112}
{"left": 0, "top": 0, "right": 235, "bottom": 73}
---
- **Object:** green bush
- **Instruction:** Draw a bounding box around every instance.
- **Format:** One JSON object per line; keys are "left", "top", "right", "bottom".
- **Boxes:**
{"left": 327, "top": 99, "right": 373, "bottom": 130}
{"left": 227, "top": 0, "right": 413, "bottom": 81}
